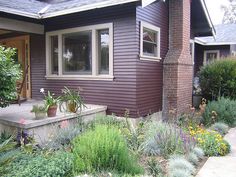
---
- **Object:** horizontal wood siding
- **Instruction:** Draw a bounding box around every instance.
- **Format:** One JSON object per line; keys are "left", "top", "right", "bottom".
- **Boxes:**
{"left": 194, "top": 44, "right": 231, "bottom": 75}
{"left": 136, "top": 1, "right": 169, "bottom": 115}
{"left": 31, "top": 4, "right": 140, "bottom": 117}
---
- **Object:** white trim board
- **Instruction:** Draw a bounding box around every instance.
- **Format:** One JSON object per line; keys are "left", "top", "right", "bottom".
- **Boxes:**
{"left": 0, "top": 17, "right": 44, "bottom": 34}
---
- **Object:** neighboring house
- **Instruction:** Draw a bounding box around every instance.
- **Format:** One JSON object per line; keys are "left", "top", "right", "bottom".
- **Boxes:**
{"left": 194, "top": 24, "right": 236, "bottom": 74}
{"left": 0, "top": 0, "right": 214, "bottom": 117}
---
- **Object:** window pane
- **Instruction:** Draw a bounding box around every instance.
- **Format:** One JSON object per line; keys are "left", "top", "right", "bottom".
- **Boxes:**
{"left": 98, "top": 29, "right": 109, "bottom": 74}
{"left": 62, "top": 31, "right": 92, "bottom": 75}
{"left": 51, "top": 36, "right": 58, "bottom": 74}
{"left": 206, "top": 52, "right": 217, "bottom": 64}
{"left": 143, "top": 28, "right": 157, "bottom": 57}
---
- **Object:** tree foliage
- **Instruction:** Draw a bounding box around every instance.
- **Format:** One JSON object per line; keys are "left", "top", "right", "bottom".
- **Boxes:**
{"left": 222, "top": 0, "right": 236, "bottom": 24}
{"left": 0, "top": 46, "right": 22, "bottom": 108}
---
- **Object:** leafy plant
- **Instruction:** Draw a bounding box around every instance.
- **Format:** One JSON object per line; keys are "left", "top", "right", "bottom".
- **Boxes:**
{"left": 0, "top": 137, "right": 18, "bottom": 175}
{"left": 202, "top": 97, "right": 236, "bottom": 126}
{"left": 31, "top": 104, "right": 47, "bottom": 113}
{"left": 168, "top": 155, "right": 195, "bottom": 177}
{"left": 209, "top": 122, "right": 229, "bottom": 135}
{"left": 0, "top": 46, "right": 22, "bottom": 108}
{"left": 0, "top": 131, "right": 12, "bottom": 144}
{"left": 199, "top": 58, "right": 236, "bottom": 100}
{"left": 4, "top": 151, "right": 73, "bottom": 177}
{"left": 141, "top": 121, "right": 195, "bottom": 158}
{"left": 189, "top": 126, "right": 230, "bottom": 156}
{"left": 40, "top": 88, "right": 58, "bottom": 109}
{"left": 72, "top": 125, "right": 143, "bottom": 175}
{"left": 59, "top": 86, "right": 85, "bottom": 113}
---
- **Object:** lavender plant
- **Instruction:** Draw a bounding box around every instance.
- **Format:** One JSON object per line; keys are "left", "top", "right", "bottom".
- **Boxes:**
{"left": 141, "top": 121, "right": 196, "bottom": 158}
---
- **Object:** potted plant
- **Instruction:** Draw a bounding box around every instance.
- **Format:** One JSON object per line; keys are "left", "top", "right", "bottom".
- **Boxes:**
{"left": 193, "top": 77, "right": 202, "bottom": 108}
{"left": 59, "top": 86, "right": 85, "bottom": 113}
{"left": 40, "top": 88, "right": 58, "bottom": 117}
{"left": 31, "top": 105, "right": 47, "bottom": 119}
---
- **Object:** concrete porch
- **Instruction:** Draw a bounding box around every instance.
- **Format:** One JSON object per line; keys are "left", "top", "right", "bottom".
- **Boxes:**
{"left": 0, "top": 100, "right": 107, "bottom": 143}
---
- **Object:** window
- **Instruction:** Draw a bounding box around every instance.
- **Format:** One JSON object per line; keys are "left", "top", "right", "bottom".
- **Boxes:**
{"left": 140, "top": 21, "right": 161, "bottom": 61}
{"left": 46, "top": 23, "right": 113, "bottom": 80}
{"left": 204, "top": 50, "right": 220, "bottom": 65}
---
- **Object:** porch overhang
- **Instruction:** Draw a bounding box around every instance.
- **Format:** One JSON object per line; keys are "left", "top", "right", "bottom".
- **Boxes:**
{"left": 0, "top": 17, "right": 44, "bottom": 34}
{"left": 191, "top": 0, "right": 216, "bottom": 37}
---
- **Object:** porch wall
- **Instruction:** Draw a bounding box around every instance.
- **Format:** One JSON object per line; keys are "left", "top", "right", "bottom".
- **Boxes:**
{"left": 194, "top": 43, "right": 231, "bottom": 75}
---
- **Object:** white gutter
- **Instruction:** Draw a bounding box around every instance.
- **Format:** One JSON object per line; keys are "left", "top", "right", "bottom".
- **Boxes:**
{"left": 200, "top": 0, "right": 216, "bottom": 38}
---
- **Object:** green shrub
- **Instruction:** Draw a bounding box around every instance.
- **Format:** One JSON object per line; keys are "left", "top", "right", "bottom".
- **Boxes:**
{"left": 72, "top": 125, "right": 143, "bottom": 175}
{"left": 0, "top": 46, "right": 22, "bottom": 108}
{"left": 189, "top": 126, "right": 230, "bottom": 156}
{"left": 192, "top": 147, "right": 204, "bottom": 159}
{"left": 199, "top": 58, "right": 236, "bottom": 100}
{"left": 141, "top": 121, "right": 195, "bottom": 157}
{"left": 202, "top": 97, "right": 236, "bottom": 126}
{"left": 168, "top": 155, "right": 195, "bottom": 176}
{"left": 187, "top": 152, "right": 199, "bottom": 166}
{"left": 209, "top": 122, "right": 229, "bottom": 135}
{"left": 5, "top": 151, "right": 73, "bottom": 177}
{"left": 169, "top": 169, "right": 191, "bottom": 177}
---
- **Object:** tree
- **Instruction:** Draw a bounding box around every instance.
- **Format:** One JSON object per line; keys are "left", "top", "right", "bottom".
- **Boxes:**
{"left": 222, "top": 0, "right": 236, "bottom": 24}
{"left": 0, "top": 46, "right": 22, "bottom": 108}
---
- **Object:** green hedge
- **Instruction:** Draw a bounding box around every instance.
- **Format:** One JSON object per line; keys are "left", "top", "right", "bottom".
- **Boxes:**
{"left": 199, "top": 59, "right": 236, "bottom": 100}
{"left": 0, "top": 46, "right": 22, "bottom": 108}
{"left": 202, "top": 97, "right": 236, "bottom": 126}
{"left": 72, "top": 125, "right": 143, "bottom": 175}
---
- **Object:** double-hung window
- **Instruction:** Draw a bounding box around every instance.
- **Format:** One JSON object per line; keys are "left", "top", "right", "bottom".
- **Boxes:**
{"left": 140, "top": 21, "right": 161, "bottom": 61}
{"left": 46, "top": 23, "right": 113, "bottom": 80}
{"left": 203, "top": 50, "right": 220, "bottom": 65}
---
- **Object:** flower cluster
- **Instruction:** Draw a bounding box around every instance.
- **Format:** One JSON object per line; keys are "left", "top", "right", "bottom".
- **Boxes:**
{"left": 189, "top": 126, "right": 230, "bottom": 156}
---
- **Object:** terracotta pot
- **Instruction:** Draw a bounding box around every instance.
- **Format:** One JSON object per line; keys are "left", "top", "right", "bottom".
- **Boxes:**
{"left": 47, "top": 105, "right": 58, "bottom": 117}
{"left": 67, "top": 101, "right": 78, "bottom": 113}
{"left": 34, "top": 112, "right": 46, "bottom": 119}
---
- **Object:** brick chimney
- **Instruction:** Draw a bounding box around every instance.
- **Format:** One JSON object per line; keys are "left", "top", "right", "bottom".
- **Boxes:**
{"left": 163, "top": 0, "right": 193, "bottom": 119}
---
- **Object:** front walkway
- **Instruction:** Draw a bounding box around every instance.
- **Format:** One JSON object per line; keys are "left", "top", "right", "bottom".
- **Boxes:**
{"left": 196, "top": 128, "right": 236, "bottom": 177}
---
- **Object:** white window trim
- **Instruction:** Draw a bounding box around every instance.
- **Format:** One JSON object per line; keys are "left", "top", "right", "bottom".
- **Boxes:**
{"left": 46, "top": 23, "right": 113, "bottom": 81}
{"left": 140, "top": 21, "right": 161, "bottom": 61}
{"left": 203, "top": 50, "right": 220, "bottom": 66}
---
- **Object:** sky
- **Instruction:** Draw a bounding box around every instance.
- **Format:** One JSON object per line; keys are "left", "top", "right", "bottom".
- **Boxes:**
{"left": 205, "top": 0, "right": 229, "bottom": 25}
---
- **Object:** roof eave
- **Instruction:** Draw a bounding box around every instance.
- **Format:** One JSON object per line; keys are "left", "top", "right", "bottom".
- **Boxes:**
{"left": 200, "top": 0, "right": 216, "bottom": 37}
{"left": 0, "top": 7, "right": 39, "bottom": 19}
{"left": 41, "top": 0, "right": 140, "bottom": 18}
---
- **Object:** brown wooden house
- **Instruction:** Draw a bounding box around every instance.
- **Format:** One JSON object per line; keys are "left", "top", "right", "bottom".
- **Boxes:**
{"left": 0, "top": 0, "right": 214, "bottom": 117}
